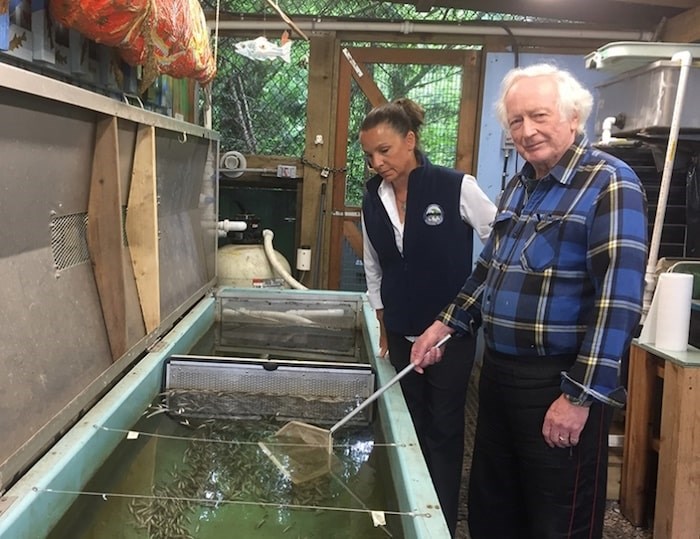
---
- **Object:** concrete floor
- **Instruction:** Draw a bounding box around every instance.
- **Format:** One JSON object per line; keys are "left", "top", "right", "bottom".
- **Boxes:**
{"left": 454, "top": 365, "right": 653, "bottom": 539}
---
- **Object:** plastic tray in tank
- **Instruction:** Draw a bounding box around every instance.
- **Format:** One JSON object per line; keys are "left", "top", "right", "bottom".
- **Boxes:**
{"left": 215, "top": 291, "right": 362, "bottom": 359}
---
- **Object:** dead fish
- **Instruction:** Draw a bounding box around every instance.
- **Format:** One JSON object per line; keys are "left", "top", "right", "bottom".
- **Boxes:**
{"left": 234, "top": 36, "right": 292, "bottom": 63}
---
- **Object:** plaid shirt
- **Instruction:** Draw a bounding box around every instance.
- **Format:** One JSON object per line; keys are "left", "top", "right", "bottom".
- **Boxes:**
{"left": 439, "top": 136, "right": 648, "bottom": 406}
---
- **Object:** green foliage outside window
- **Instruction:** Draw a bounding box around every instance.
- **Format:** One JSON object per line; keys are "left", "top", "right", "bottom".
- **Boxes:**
{"left": 212, "top": 38, "right": 464, "bottom": 208}
{"left": 208, "top": 2, "right": 528, "bottom": 206}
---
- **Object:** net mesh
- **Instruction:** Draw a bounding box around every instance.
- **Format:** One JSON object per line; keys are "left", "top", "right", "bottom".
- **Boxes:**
{"left": 258, "top": 420, "right": 338, "bottom": 484}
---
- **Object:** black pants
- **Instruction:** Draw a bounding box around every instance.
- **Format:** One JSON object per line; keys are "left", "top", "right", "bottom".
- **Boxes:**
{"left": 386, "top": 330, "right": 476, "bottom": 537}
{"left": 468, "top": 348, "right": 612, "bottom": 539}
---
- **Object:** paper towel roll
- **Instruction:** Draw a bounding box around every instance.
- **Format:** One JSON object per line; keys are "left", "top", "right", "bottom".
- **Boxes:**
{"left": 655, "top": 272, "right": 694, "bottom": 351}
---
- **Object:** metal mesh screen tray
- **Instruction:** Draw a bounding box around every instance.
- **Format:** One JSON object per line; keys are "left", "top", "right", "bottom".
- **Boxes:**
{"left": 163, "top": 355, "right": 375, "bottom": 425}
{"left": 215, "top": 291, "right": 361, "bottom": 359}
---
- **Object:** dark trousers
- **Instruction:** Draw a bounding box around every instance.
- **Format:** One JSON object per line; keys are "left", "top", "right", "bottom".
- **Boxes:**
{"left": 386, "top": 330, "right": 475, "bottom": 537}
{"left": 468, "top": 348, "right": 612, "bottom": 539}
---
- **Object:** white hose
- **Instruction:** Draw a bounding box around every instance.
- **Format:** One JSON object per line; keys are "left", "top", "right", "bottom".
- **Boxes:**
{"left": 222, "top": 307, "right": 315, "bottom": 325}
{"left": 642, "top": 50, "right": 692, "bottom": 322}
{"left": 286, "top": 308, "right": 345, "bottom": 317}
{"left": 262, "top": 229, "right": 308, "bottom": 290}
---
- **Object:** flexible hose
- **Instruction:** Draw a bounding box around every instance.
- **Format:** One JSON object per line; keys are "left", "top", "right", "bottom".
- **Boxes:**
{"left": 262, "top": 229, "right": 308, "bottom": 290}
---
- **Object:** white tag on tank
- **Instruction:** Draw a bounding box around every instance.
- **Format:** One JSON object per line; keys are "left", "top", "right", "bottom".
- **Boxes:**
{"left": 371, "top": 511, "right": 386, "bottom": 527}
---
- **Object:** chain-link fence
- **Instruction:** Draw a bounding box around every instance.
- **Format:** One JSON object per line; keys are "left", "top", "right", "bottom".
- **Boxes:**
{"left": 212, "top": 38, "right": 467, "bottom": 199}
{"left": 343, "top": 60, "right": 464, "bottom": 206}
{"left": 207, "top": 1, "right": 530, "bottom": 157}
{"left": 202, "top": 0, "right": 517, "bottom": 22}
{"left": 211, "top": 36, "right": 310, "bottom": 157}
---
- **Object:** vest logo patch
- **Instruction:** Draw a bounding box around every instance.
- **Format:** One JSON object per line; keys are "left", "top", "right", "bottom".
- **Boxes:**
{"left": 423, "top": 204, "right": 444, "bottom": 226}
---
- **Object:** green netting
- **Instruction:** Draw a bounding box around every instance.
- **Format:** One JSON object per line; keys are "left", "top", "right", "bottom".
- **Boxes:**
{"left": 201, "top": 0, "right": 530, "bottom": 22}
{"left": 211, "top": 36, "right": 310, "bottom": 156}
{"left": 344, "top": 61, "right": 463, "bottom": 206}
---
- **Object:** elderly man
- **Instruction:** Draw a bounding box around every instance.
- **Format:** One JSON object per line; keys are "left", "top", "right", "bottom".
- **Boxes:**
{"left": 411, "top": 64, "right": 648, "bottom": 539}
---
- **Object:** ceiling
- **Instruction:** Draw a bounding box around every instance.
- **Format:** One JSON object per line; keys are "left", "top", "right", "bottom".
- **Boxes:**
{"left": 384, "top": 0, "right": 697, "bottom": 31}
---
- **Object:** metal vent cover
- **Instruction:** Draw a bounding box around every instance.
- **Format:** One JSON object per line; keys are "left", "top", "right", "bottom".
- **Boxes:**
{"left": 49, "top": 209, "right": 129, "bottom": 272}
{"left": 163, "top": 355, "right": 375, "bottom": 425}
{"left": 50, "top": 212, "right": 90, "bottom": 271}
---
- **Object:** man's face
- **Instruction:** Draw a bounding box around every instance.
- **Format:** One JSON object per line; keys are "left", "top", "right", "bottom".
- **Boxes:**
{"left": 504, "top": 75, "right": 579, "bottom": 178}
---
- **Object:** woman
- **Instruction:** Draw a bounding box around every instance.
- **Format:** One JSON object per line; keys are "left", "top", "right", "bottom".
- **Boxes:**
{"left": 360, "top": 97, "right": 496, "bottom": 537}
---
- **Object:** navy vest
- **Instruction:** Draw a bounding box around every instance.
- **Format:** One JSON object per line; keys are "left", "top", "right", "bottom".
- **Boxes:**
{"left": 362, "top": 155, "right": 474, "bottom": 335}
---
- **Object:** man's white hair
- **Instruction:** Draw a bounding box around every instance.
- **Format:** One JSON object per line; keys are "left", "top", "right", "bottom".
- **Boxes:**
{"left": 495, "top": 64, "right": 593, "bottom": 135}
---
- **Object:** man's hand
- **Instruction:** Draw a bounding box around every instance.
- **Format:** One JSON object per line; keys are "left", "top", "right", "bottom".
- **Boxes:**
{"left": 409, "top": 321, "right": 452, "bottom": 373}
{"left": 542, "top": 394, "right": 590, "bottom": 448}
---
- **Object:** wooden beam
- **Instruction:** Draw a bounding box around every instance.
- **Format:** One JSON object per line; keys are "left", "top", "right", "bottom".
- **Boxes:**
{"left": 328, "top": 43, "right": 353, "bottom": 290}
{"left": 612, "top": 0, "right": 697, "bottom": 7}
{"left": 350, "top": 47, "right": 466, "bottom": 65}
{"left": 263, "top": 0, "right": 309, "bottom": 41}
{"left": 300, "top": 33, "right": 338, "bottom": 289}
{"left": 455, "top": 50, "right": 481, "bottom": 174}
{"left": 126, "top": 124, "right": 160, "bottom": 335}
{"left": 341, "top": 48, "right": 387, "bottom": 108}
{"left": 662, "top": 4, "right": 700, "bottom": 42}
{"left": 87, "top": 116, "right": 128, "bottom": 360}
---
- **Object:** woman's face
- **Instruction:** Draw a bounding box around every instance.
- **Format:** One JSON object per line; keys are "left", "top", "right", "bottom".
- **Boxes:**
{"left": 359, "top": 123, "right": 417, "bottom": 184}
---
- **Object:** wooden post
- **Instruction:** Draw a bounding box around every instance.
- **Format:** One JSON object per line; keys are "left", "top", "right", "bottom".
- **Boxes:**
{"left": 300, "top": 32, "right": 339, "bottom": 289}
{"left": 87, "top": 116, "right": 128, "bottom": 360}
{"left": 620, "top": 344, "right": 658, "bottom": 526}
{"left": 455, "top": 50, "right": 482, "bottom": 174}
{"left": 126, "top": 124, "right": 161, "bottom": 334}
{"left": 654, "top": 361, "right": 700, "bottom": 539}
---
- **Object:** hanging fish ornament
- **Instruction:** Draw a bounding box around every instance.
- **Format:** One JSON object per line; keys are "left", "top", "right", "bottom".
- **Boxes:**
{"left": 234, "top": 34, "right": 292, "bottom": 63}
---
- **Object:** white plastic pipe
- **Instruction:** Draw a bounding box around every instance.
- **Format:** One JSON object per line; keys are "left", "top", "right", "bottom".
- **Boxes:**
{"left": 217, "top": 219, "right": 247, "bottom": 238}
{"left": 262, "top": 229, "right": 308, "bottom": 290}
{"left": 216, "top": 219, "right": 248, "bottom": 238}
{"left": 642, "top": 50, "right": 693, "bottom": 321}
{"left": 218, "top": 219, "right": 247, "bottom": 232}
{"left": 208, "top": 19, "right": 652, "bottom": 41}
{"left": 600, "top": 116, "right": 617, "bottom": 145}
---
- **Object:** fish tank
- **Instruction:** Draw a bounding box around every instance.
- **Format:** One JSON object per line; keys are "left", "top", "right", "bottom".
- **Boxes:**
{"left": 0, "top": 288, "right": 450, "bottom": 539}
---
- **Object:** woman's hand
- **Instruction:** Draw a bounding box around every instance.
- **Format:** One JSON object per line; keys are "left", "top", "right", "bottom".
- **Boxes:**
{"left": 376, "top": 309, "right": 388, "bottom": 358}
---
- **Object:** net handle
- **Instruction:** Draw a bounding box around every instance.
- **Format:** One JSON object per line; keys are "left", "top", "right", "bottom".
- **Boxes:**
{"left": 330, "top": 334, "right": 451, "bottom": 434}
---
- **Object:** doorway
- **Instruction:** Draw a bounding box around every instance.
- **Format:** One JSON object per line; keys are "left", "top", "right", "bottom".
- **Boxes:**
{"left": 328, "top": 46, "right": 483, "bottom": 290}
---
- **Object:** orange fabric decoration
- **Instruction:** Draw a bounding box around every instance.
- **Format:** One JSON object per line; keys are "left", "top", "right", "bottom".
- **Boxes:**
{"left": 49, "top": 0, "right": 216, "bottom": 87}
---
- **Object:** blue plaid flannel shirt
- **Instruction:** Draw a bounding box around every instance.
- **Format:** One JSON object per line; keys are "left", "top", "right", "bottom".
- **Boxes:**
{"left": 439, "top": 136, "right": 648, "bottom": 406}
